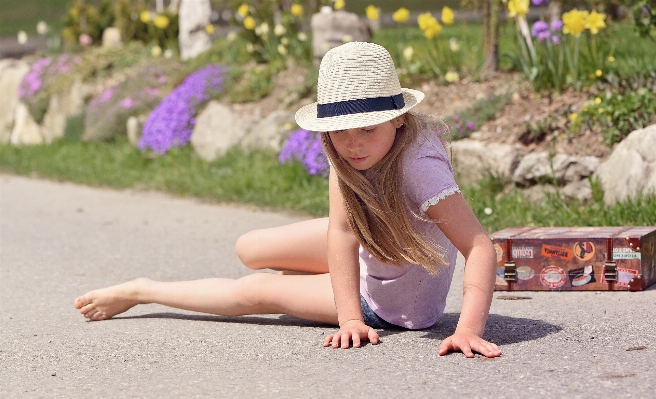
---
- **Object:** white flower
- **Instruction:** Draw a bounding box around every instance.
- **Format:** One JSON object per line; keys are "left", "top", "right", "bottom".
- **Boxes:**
{"left": 17, "top": 30, "right": 28, "bottom": 45}
{"left": 151, "top": 45, "right": 162, "bottom": 57}
{"left": 445, "top": 71, "right": 459, "bottom": 83}
{"left": 484, "top": 207, "right": 493, "bottom": 215}
{"left": 402, "top": 46, "right": 414, "bottom": 62}
{"left": 297, "top": 32, "right": 307, "bottom": 41}
{"left": 281, "top": 37, "right": 288, "bottom": 45}
{"left": 277, "top": 44, "right": 287, "bottom": 55}
{"left": 246, "top": 42, "right": 254, "bottom": 53}
{"left": 36, "top": 21, "right": 49, "bottom": 35}
{"left": 227, "top": 31, "right": 238, "bottom": 41}
{"left": 449, "top": 37, "right": 460, "bottom": 52}
{"left": 342, "top": 34, "right": 353, "bottom": 43}
{"left": 274, "top": 24, "right": 286, "bottom": 36}
{"left": 163, "top": 49, "right": 173, "bottom": 59}
{"left": 259, "top": 22, "right": 269, "bottom": 35}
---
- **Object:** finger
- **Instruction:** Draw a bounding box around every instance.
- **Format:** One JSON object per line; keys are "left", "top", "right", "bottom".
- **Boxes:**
{"left": 340, "top": 332, "right": 350, "bottom": 349}
{"left": 368, "top": 327, "right": 379, "bottom": 345}
{"left": 352, "top": 333, "right": 361, "bottom": 348}
{"left": 461, "top": 343, "right": 475, "bottom": 358}
{"left": 323, "top": 334, "right": 334, "bottom": 347}
{"left": 437, "top": 339, "right": 453, "bottom": 356}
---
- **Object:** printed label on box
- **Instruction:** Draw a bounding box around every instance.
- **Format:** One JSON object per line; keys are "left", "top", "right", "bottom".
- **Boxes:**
{"left": 540, "top": 266, "right": 567, "bottom": 288}
{"left": 541, "top": 244, "right": 573, "bottom": 261}
{"left": 516, "top": 265, "right": 535, "bottom": 280}
{"left": 512, "top": 247, "right": 534, "bottom": 259}
{"left": 496, "top": 267, "right": 508, "bottom": 286}
{"left": 601, "top": 267, "right": 638, "bottom": 287}
{"left": 573, "top": 241, "right": 595, "bottom": 261}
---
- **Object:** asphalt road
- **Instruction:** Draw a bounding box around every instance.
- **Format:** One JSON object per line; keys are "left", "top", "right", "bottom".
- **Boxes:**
{"left": 1, "top": 174, "right": 654, "bottom": 398}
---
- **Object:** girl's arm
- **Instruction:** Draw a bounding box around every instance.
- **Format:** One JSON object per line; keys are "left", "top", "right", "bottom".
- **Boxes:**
{"left": 323, "top": 166, "right": 379, "bottom": 349}
{"left": 425, "top": 193, "right": 502, "bottom": 358}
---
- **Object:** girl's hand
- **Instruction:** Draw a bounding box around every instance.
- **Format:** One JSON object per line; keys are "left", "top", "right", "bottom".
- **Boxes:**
{"left": 323, "top": 320, "right": 379, "bottom": 349}
{"left": 438, "top": 328, "right": 501, "bottom": 358}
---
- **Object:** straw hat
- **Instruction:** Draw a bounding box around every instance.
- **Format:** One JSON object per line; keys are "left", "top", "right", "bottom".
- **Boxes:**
{"left": 295, "top": 42, "right": 425, "bottom": 132}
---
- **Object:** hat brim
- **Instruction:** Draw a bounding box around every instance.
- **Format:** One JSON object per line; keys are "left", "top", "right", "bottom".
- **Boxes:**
{"left": 295, "top": 88, "right": 424, "bottom": 132}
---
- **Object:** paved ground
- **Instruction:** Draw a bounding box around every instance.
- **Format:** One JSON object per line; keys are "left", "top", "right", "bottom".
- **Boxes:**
{"left": 1, "top": 174, "right": 654, "bottom": 398}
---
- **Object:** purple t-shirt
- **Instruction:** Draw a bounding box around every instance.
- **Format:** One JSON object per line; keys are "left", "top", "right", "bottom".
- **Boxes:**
{"left": 359, "top": 131, "right": 460, "bottom": 329}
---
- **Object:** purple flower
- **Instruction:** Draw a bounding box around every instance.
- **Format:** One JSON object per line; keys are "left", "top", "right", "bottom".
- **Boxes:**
{"left": 550, "top": 20, "right": 563, "bottom": 31}
{"left": 279, "top": 129, "right": 328, "bottom": 176}
{"left": 466, "top": 121, "right": 475, "bottom": 131}
{"left": 532, "top": 20, "right": 550, "bottom": 42}
{"left": 531, "top": 0, "right": 548, "bottom": 5}
{"left": 120, "top": 98, "right": 134, "bottom": 109}
{"left": 139, "top": 64, "right": 225, "bottom": 153}
{"left": 453, "top": 115, "right": 460, "bottom": 122}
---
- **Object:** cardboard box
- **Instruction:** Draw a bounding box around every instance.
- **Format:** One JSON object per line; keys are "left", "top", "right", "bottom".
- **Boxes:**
{"left": 491, "top": 227, "right": 656, "bottom": 291}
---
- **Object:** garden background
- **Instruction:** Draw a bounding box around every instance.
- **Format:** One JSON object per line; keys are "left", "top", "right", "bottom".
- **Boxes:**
{"left": 1, "top": 0, "right": 656, "bottom": 232}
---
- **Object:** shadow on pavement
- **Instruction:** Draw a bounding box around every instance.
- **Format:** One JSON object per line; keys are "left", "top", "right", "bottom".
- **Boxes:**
{"left": 419, "top": 312, "right": 562, "bottom": 345}
{"left": 113, "top": 312, "right": 336, "bottom": 328}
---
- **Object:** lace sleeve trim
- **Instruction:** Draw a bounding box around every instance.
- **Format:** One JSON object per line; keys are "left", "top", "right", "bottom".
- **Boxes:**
{"left": 420, "top": 186, "right": 461, "bottom": 214}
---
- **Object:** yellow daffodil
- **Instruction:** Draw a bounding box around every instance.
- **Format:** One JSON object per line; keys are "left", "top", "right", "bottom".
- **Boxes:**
{"left": 598, "top": 107, "right": 604, "bottom": 113}
{"left": 227, "top": 31, "right": 237, "bottom": 41}
{"left": 562, "top": 9, "right": 588, "bottom": 37}
{"left": 334, "top": 0, "right": 345, "bottom": 10}
{"left": 366, "top": 5, "right": 379, "bottom": 21}
{"left": 154, "top": 15, "right": 170, "bottom": 29}
{"left": 151, "top": 45, "right": 162, "bottom": 57}
{"left": 277, "top": 44, "right": 287, "bottom": 55}
{"left": 417, "top": 12, "right": 433, "bottom": 30}
{"left": 243, "top": 16, "right": 256, "bottom": 30}
{"left": 297, "top": 32, "right": 307, "bottom": 41}
{"left": 237, "top": 4, "right": 249, "bottom": 17}
{"left": 595, "top": 69, "right": 602, "bottom": 77}
{"left": 583, "top": 106, "right": 588, "bottom": 112}
{"left": 205, "top": 24, "right": 215, "bottom": 34}
{"left": 393, "top": 7, "right": 410, "bottom": 23}
{"left": 291, "top": 4, "right": 303, "bottom": 16}
{"left": 569, "top": 113, "right": 578, "bottom": 122}
{"left": 403, "top": 46, "right": 414, "bottom": 61}
{"left": 281, "top": 37, "right": 288, "bottom": 45}
{"left": 594, "top": 97, "right": 601, "bottom": 104}
{"left": 140, "top": 11, "right": 151, "bottom": 23}
{"left": 585, "top": 10, "right": 606, "bottom": 35}
{"left": 445, "top": 71, "right": 459, "bottom": 83}
{"left": 442, "top": 6, "right": 455, "bottom": 25}
{"left": 507, "top": 0, "right": 529, "bottom": 18}
{"left": 607, "top": 55, "right": 615, "bottom": 62}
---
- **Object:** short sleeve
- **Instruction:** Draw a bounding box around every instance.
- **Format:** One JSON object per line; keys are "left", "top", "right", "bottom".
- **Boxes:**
{"left": 403, "top": 138, "right": 460, "bottom": 215}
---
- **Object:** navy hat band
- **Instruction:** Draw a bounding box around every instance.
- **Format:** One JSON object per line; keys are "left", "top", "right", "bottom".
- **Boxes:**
{"left": 317, "top": 93, "right": 405, "bottom": 118}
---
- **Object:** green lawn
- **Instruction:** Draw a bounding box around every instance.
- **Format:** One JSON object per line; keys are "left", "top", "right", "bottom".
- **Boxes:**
{"left": 0, "top": 0, "right": 71, "bottom": 36}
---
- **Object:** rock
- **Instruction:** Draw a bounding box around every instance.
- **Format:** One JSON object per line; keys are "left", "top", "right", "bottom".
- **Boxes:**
{"left": 10, "top": 102, "right": 43, "bottom": 145}
{"left": 561, "top": 179, "right": 593, "bottom": 203}
{"left": 0, "top": 59, "right": 30, "bottom": 143}
{"left": 102, "top": 27, "right": 122, "bottom": 48}
{"left": 311, "top": 9, "right": 371, "bottom": 61}
{"left": 41, "top": 80, "right": 87, "bottom": 143}
{"left": 521, "top": 184, "right": 559, "bottom": 203}
{"left": 240, "top": 110, "right": 296, "bottom": 152}
{"left": 178, "top": 0, "right": 212, "bottom": 61}
{"left": 513, "top": 152, "right": 600, "bottom": 187}
{"left": 191, "top": 101, "right": 252, "bottom": 161}
{"left": 126, "top": 115, "right": 144, "bottom": 146}
{"left": 595, "top": 124, "right": 656, "bottom": 205}
{"left": 450, "top": 139, "right": 523, "bottom": 186}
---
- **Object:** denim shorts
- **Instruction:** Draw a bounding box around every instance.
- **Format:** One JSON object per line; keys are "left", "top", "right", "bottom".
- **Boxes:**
{"left": 360, "top": 295, "right": 399, "bottom": 329}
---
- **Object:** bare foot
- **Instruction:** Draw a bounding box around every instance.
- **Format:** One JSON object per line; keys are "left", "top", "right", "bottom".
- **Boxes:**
{"left": 73, "top": 278, "right": 150, "bottom": 321}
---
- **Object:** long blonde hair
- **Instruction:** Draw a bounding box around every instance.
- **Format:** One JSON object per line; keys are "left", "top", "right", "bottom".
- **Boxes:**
{"left": 321, "top": 113, "right": 449, "bottom": 275}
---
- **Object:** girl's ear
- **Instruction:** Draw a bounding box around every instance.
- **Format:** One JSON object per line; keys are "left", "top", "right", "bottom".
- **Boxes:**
{"left": 394, "top": 114, "right": 406, "bottom": 129}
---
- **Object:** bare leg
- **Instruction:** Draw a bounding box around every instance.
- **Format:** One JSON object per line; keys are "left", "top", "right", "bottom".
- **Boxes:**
{"left": 74, "top": 273, "right": 337, "bottom": 324}
{"left": 74, "top": 217, "right": 336, "bottom": 322}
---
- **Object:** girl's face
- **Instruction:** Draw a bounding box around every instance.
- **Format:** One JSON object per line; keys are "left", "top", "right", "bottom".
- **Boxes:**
{"left": 328, "top": 116, "right": 404, "bottom": 170}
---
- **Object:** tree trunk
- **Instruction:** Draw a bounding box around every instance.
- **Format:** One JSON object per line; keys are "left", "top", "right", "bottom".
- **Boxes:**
{"left": 484, "top": 0, "right": 501, "bottom": 73}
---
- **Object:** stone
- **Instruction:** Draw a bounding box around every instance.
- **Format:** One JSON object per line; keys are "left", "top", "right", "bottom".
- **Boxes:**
{"left": 595, "top": 124, "right": 656, "bottom": 205}
{"left": 191, "top": 101, "right": 252, "bottom": 161}
{"left": 178, "top": 0, "right": 212, "bottom": 61}
{"left": 561, "top": 179, "right": 593, "bottom": 203}
{"left": 450, "top": 139, "right": 523, "bottom": 186}
{"left": 311, "top": 9, "right": 371, "bottom": 61}
{"left": 0, "top": 59, "right": 30, "bottom": 143}
{"left": 41, "top": 80, "right": 87, "bottom": 143}
{"left": 240, "top": 110, "right": 296, "bottom": 152}
{"left": 102, "top": 27, "right": 122, "bottom": 48}
{"left": 126, "top": 116, "right": 140, "bottom": 146}
{"left": 521, "top": 184, "right": 559, "bottom": 203}
{"left": 513, "top": 151, "right": 600, "bottom": 187}
{"left": 10, "top": 102, "right": 44, "bottom": 145}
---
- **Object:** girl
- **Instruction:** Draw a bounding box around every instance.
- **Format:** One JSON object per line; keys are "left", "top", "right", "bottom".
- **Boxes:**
{"left": 74, "top": 42, "right": 501, "bottom": 358}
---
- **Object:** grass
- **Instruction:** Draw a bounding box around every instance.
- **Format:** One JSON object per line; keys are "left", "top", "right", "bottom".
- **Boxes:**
{"left": 0, "top": 0, "right": 71, "bottom": 36}
{"left": 0, "top": 115, "right": 329, "bottom": 217}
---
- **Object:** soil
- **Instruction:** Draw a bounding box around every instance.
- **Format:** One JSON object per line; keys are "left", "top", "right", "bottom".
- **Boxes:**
{"left": 252, "top": 63, "right": 612, "bottom": 160}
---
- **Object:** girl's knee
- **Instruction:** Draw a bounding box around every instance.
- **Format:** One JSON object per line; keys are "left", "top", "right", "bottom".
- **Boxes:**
{"left": 235, "top": 230, "right": 259, "bottom": 269}
{"left": 232, "top": 273, "right": 273, "bottom": 311}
